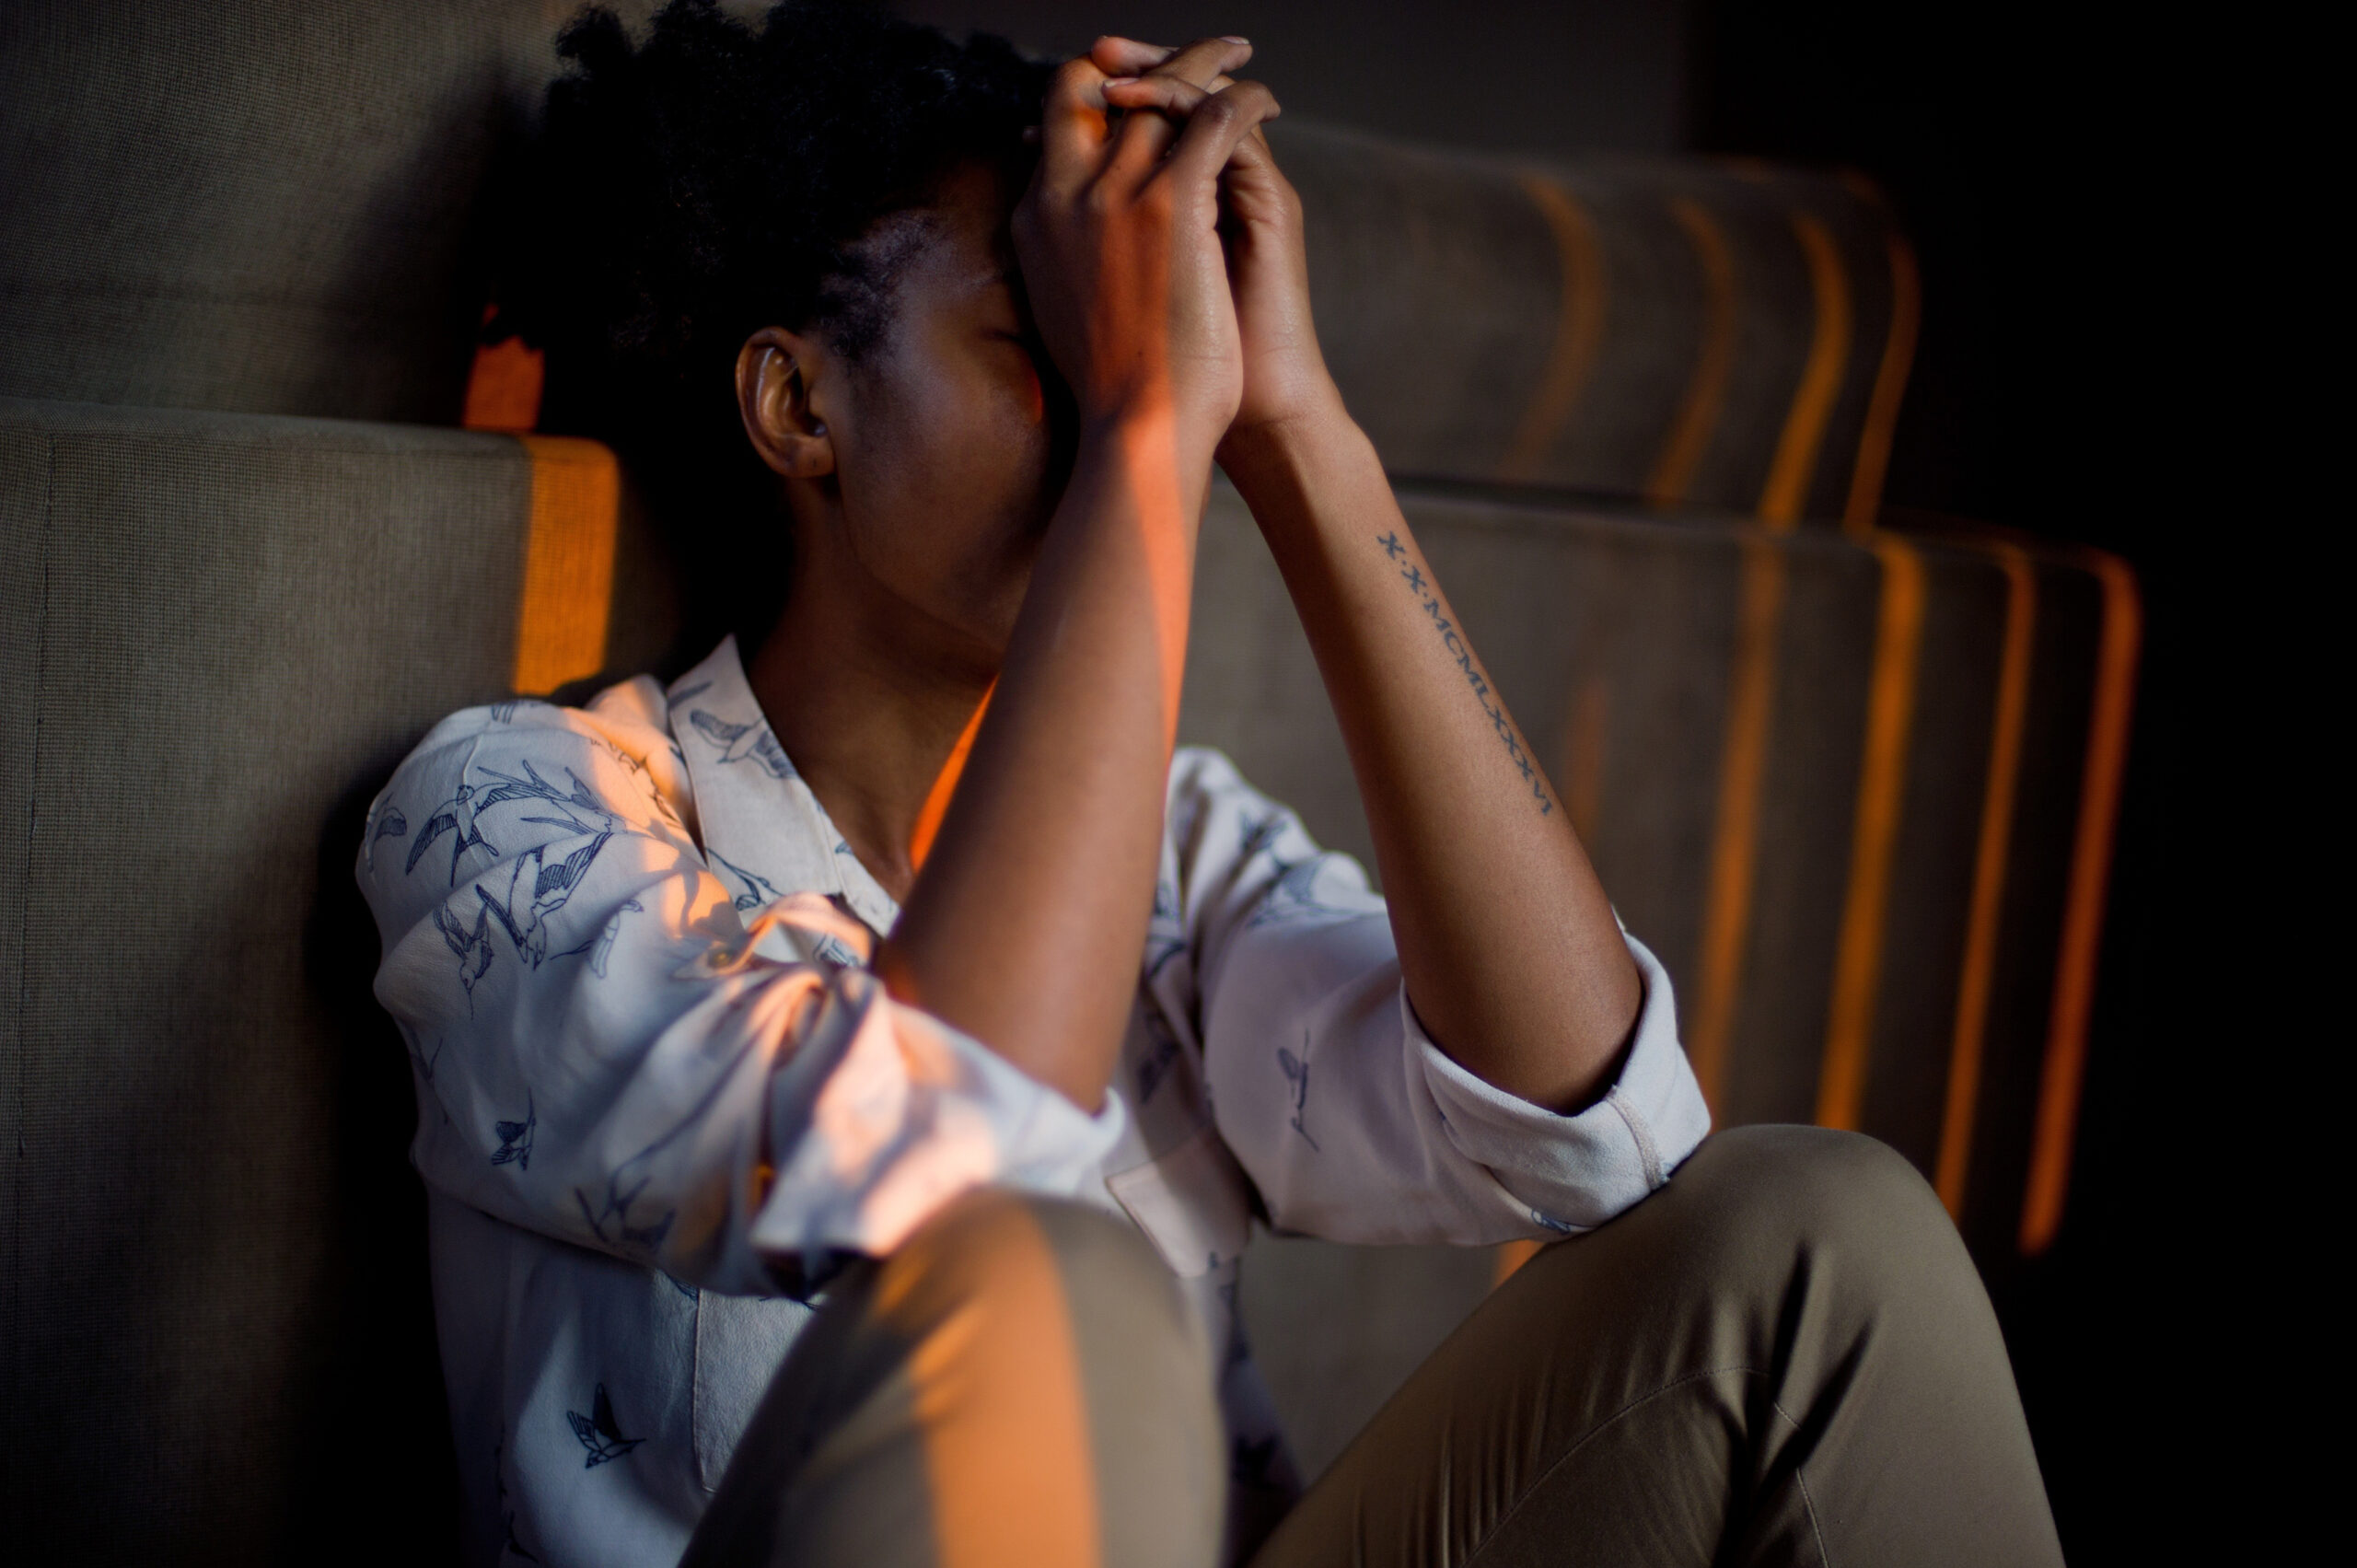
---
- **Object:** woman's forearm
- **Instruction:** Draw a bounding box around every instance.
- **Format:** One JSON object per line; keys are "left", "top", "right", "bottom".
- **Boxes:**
{"left": 878, "top": 415, "right": 1203, "bottom": 1111}
{"left": 875, "top": 41, "right": 1274, "bottom": 1111}
{"left": 1220, "top": 407, "right": 1642, "bottom": 1112}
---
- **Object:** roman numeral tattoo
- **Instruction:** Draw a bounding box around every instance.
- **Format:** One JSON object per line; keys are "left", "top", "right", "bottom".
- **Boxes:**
{"left": 1377, "top": 531, "right": 1552, "bottom": 816}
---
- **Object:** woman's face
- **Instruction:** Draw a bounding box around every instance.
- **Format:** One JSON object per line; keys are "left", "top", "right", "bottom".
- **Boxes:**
{"left": 800, "top": 158, "right": 1070, "bottom": 660}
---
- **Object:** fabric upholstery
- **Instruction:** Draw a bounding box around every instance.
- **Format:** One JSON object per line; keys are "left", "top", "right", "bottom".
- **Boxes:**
{"left": 1276, "top": 122, "right": 1910, "bottom": 521}
{"left": 0, "top": 396, "right": 2128, "bottom": 1551}
{"left": 0, "top": 397, "right": 658, "bottom": 1561}
{"left": 2, "top": 0, "right": 1900, "bottom": 528}
{"left": 1185, "top": 485, "right": 2127, "bottom": 1275}
{"left": 0, "top": 0, "right": 2125, "bottom": 1552}
{"left": 0, "top": 0, "right": 657, "bottom": 424}
{"left": 0, "top": 394, "right": 2128, "bottom": 1549}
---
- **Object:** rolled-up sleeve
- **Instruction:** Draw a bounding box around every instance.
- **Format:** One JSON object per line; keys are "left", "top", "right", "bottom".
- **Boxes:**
{"left": 1175, "top": 747, "right": 1710, "bottom": 1246}
{"left": 359, "top": 702, "right": 1120, "bottom": 1298}
{"left": 1409, "top": 934, "right": 1710, "bottom": 1232}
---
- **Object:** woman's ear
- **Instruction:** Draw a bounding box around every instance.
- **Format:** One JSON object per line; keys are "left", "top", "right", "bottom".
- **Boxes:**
{"left": 736, "top": 328, "right": 838, "bottom": 479}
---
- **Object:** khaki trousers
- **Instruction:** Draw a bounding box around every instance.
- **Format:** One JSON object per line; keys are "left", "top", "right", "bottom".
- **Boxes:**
{"left": 682, "top": 1128, "right": 2064, "bottom": 1567}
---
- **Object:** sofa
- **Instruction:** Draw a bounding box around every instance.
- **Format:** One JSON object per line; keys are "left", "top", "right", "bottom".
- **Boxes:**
{"left": 0, "top": 1, "right": 2134, "bottom": 1555}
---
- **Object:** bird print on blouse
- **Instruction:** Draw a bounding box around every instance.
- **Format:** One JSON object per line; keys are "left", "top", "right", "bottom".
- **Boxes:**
{"left": 1246, "top": 857, "right": 1353, "bottom": 930}
{"left": 409, "top": 783, "right": 497, "bottom": 885}
{"left": 566, "top": 1384, "right": 644, "bottom": 1469}
{"left": 366, "top": 804, "right": 408, "bottom": 873}
{"left": 707, "top": 850, "right": 784, "bottom": 913}
{"left": 478, "top": 833, "right": 613, "bottom": 969}
{"left": 688, "top": 709, "right": 794, "bottom": 779}
{"left": 1277, "top": 1038, "right": 1319, "bottom": 1151}
{"left": 583, "top": 897, "right": 644, "bottom": 979}
{"left": 492, "top": 1098, "right": 537, "bottom": 1170}
{"left": 493, "top": 1426, "right": 541, "bottom": 1562}
{"left": 435, "top": 900, "right": 497, "bottom": 999}
{"left": 1145, "top": 876, "right": 1190, "bottom": 982}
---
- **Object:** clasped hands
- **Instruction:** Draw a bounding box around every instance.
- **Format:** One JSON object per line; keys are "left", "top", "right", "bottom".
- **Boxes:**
{"left": 1014, "top": 34, "right": 1342, "bottom": 475}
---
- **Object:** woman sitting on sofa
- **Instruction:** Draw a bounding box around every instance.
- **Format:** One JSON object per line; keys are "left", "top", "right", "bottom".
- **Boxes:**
{"left": 356, "top": 3, "right": 2061, "bottom": 1563}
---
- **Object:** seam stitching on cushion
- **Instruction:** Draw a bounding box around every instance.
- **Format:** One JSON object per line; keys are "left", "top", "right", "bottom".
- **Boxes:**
{"left": 1460, "top": 1364, "right": 1768, "bottom": 1566}
{"left": 0, "top": 412, "right": 528, "bottom": 465}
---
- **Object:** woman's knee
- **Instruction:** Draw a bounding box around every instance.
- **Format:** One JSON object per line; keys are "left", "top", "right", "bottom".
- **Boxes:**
{"left": 877, "top": 1191, "right": 1224, "bottom": 1566}
{"left": 882, "top": 1188, "right": 1194, "bottom": 1349}
{"left": 1661, "top": 1125, "right": 1976, "bottom": 1301}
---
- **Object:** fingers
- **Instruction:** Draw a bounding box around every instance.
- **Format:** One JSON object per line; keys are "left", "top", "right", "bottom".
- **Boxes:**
{"left": 1090, "top": 36, "right": 1173, "bottom": 76}
{"left": 1100, "top": 75, "right": 1283, "bottom": 198}
{"left": 1101, "top": 75, "right": 1212, "bottom": 118}
{"left": 1106, "top": 37, "right": 1255, "bottom": 173}
{"left": 1090, "top": 33, "right": 1251, "bottom": 80}
{"left": 1158, "top": 78, "right": 1282, "bottom": 191}
{"left": 1036, "top": 54, "right": 1115, "bottom": 192}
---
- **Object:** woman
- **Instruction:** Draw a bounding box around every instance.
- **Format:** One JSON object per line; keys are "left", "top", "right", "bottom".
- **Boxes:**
{"left": 359, "top": 4, "right": 2062, "bottom": 1563}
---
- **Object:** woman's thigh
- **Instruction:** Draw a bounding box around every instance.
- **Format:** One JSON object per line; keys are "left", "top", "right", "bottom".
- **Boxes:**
{"left": 683, "top": 1190, "right": 1225, "bottom": 1568}
{"left": 1249, "top": 1126, "right": 2061, "bottom": 1568}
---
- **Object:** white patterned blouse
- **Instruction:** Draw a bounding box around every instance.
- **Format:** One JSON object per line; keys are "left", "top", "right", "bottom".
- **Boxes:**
{"left": 356, "top": 634, "right": 1710, "bottom": 1568}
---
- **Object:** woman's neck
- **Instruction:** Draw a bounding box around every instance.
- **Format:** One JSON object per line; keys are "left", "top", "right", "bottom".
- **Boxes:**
{"left": 745, "top": 568, "right": 995, "bottom": 907}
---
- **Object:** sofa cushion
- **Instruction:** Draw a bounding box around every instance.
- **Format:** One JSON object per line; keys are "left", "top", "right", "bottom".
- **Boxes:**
{"left": 0, "top": 397, "right": 668, "bottom": 1560}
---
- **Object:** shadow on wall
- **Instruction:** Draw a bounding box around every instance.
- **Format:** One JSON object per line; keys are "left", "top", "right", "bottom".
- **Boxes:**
{"left": 294, "top": 764, "right": 463, "bottom": 1562}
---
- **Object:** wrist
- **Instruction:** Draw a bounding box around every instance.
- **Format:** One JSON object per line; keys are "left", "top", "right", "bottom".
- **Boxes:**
{"left": 1080, "top": 397, "right": 1225, "bottom": 491}
{"left": 1217, "top": 390, "right": 1372, "bottom": 506}
{"left": 1067, "top": 404, "right": 1218, "bottom": 543}
{"left": 1220, "top": 376, "right": 1354, "bottom": 463}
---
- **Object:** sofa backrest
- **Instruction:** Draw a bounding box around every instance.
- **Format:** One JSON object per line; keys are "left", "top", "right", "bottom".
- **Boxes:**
{"left": 3, "top": 1, "right": 1910, "bottom": 527}
{"left": 0, "top": 399, "right": 677, "bottom": 1560}
{"left": 1278, "top": 123, "right": 1913, "bottom": 523}
{"left": 0, "top": 0, "right": 661, "bottom": 424}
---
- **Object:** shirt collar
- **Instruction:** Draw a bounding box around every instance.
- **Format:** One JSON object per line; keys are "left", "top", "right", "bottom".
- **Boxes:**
{"left": 664, "top": 636, "right": 901, "bottom": 935}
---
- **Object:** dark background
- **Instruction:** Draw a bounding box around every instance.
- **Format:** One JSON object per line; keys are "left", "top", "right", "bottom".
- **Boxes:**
{"left": 902, "top": 3, "right": 2234, "bottom": 1559}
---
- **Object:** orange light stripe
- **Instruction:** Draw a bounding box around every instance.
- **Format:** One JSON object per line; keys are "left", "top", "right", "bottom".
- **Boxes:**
{"left": 879, "top": 1198, "right": 1102, "bottom": 1568}
{"left": 462, "top": 304, "right": 546, "bottom": 434}
{"left": 1934, "top": 542, "right": 2035, "bottom": 1218}
{"left": 462, "top": 338, "right": 548, "bottom": 433}
{"left": 1492, "top": 1237, "right": 1543, "bottom": 1287}
{"left": 2019, "top": 552, "right": 2141, "bottom": 1256}
{"left": 911, "top": 683, "right": 994, "bottom": 872}
{"left": 1501, "top": 172, "right": 1608, "bottom": 482}
{"left": 1123, "top": 413, "right": 1195, "bottom": 756}
{"left": 1757, "top": 212, "right": 1852, "bottom": 528}
{"left": 1841, "top": 234, "right": 1921, "bottom": 537}
{"left": 1645, "top": 196, "right": 1738, "bottom": 508}
{"left": 1814, "top": 534, "right": 1925, "bottom": 1131}
{"left": 511, "top": 436, "right": 620, "bottom": 695}
{"left": 1689, "top": 206, "right": 1854, "bottom": 1111}
{"left": 1688, "top": 535, "right": 1783, "bottom": 1114}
